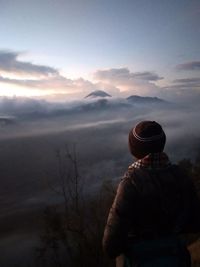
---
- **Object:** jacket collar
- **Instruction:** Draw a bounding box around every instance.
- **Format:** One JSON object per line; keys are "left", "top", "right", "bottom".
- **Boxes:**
{"left": 130, "top": 152, "right": 171, "bottom": 170}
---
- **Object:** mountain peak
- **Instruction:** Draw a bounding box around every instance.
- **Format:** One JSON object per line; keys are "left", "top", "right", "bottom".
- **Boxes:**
{"left": 85, "top": 90, "right": 111, "bottom": 98}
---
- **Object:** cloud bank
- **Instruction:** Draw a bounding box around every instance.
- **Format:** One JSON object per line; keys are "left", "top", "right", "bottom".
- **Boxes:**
{"left": 94, "top": 68, "right": 163, "bottom": 82}
{"left": 93, "top": 67, "right": 164, "bottom": 98}
{"left": 0, "top": 50, "right": 200, "bottom": 103}
{"left": 0, "top": 50, "right": 58, "bottom": 77}
{"left": 176, "top": 61, "right": 200, "bottom": 71}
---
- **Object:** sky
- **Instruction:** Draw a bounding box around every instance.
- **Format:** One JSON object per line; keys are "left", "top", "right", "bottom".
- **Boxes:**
{"left": 0, "top": 0, "right": 199, "bottom": 101}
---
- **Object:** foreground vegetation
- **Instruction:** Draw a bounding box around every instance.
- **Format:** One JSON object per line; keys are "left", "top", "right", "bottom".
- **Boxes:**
{"left": 35, "top": 146, "right": 115, "bottom": 267}
{"left": 179, "top": 157, "right": 200, "bottom": 266}
{"left": 31, "top": 148, "right": 200, "bottom": 267}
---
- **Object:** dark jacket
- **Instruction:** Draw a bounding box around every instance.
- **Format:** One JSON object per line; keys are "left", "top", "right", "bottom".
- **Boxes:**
{"left": 103, "top": 165, "right": 200, "bottom": 258}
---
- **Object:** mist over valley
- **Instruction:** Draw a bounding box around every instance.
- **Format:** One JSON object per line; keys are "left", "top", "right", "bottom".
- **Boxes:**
{"left": 0, "top": 92, "right": 200, "bottom": 266}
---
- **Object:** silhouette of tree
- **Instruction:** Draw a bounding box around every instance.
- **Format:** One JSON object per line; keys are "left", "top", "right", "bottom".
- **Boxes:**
{"left": 36, "top": 144, "right": 115, "bottom": 267}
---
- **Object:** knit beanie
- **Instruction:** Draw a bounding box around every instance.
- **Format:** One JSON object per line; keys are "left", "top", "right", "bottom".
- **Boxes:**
{"left": 128, "top": 121, "right": 166, "bottom": 159}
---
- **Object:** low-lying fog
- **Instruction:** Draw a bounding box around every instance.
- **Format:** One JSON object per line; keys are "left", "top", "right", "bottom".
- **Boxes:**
{"left": 0, "top": 96, "right": 200, "bottom": 266}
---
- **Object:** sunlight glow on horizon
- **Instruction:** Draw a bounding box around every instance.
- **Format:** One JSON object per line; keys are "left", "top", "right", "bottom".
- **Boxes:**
{"left": 0, "top": 83, "right": 53, "bottom": 98}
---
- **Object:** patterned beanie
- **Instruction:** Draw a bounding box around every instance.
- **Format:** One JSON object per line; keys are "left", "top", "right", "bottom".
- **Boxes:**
{"left": 128, "top": 121, "right": 166, "bottom": 159}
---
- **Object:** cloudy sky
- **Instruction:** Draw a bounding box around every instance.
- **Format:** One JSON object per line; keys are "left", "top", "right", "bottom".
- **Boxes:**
{"left": 0, "top": 0, "right": 199, "bottom": 101}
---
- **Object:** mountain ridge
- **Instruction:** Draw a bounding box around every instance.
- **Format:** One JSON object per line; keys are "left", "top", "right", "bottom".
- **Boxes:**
{"left": 84, "top": 90, "right": 166, "bottom": 104}
{"left": 126, "top": 95, "right": 166, "bottom": 104}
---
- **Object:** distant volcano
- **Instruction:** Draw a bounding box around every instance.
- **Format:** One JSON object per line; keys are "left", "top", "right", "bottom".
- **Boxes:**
{"left": 85, "top": 90, "right": 111, "bottom": 98}
{"left": 127, "top": 95, "right": 166, "bottom": 104}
